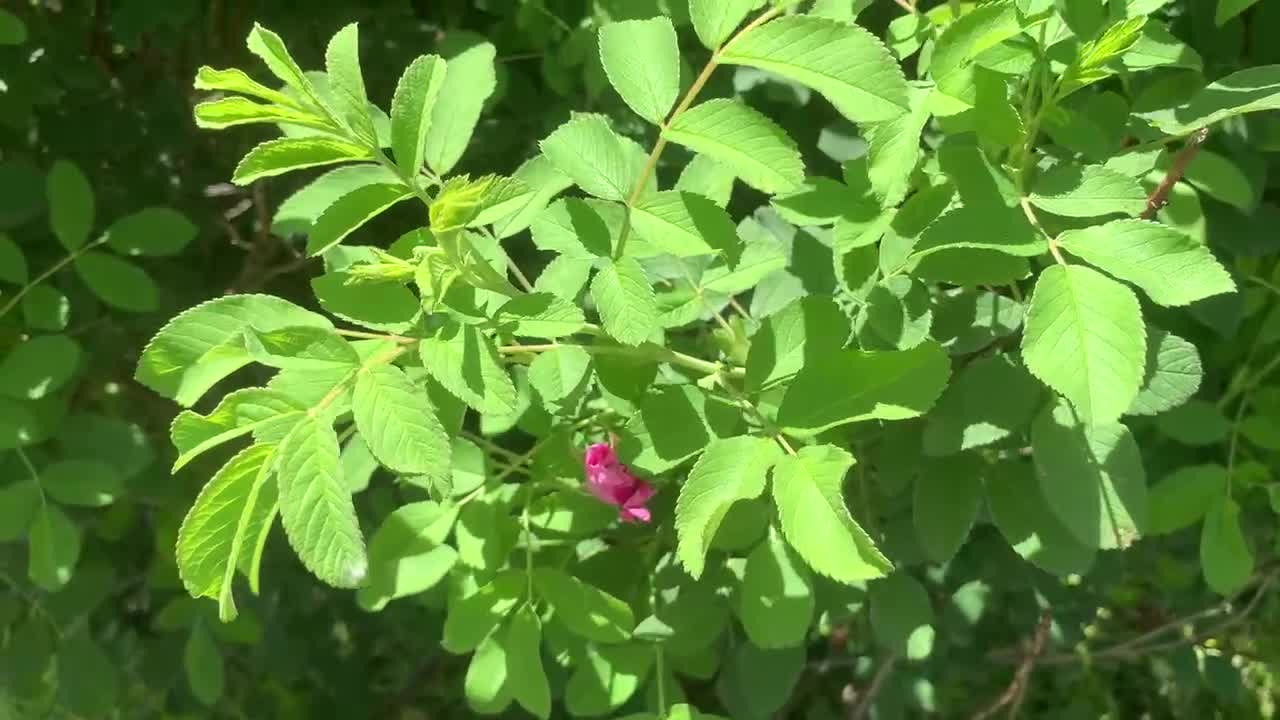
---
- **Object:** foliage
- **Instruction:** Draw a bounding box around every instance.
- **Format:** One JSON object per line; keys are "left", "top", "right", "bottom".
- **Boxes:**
{"left": 5, "top": 0, "right": 1280, "bottom": 718}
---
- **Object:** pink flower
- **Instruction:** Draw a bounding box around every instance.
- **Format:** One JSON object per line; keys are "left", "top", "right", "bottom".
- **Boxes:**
{"left": 583, "top": 442, "right": 654, "bottom": 523}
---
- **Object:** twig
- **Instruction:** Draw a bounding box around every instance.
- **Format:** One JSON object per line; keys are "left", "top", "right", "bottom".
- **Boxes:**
{"left": 850, "top": 653, "right": 898, "bottom": 720}
{"left": 889, "top": 0, "right": 919, "bottom": 14}
{"left": 972, "top": 609, "right": 1053, "bottom": 720}
{"left": 1141, "top": 127, "right": 1208, "bottom": 220}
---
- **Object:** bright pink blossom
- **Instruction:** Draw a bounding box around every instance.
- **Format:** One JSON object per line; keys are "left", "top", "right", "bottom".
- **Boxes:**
{"left": 583, "top": 442, "right": 654, "bottom": 523}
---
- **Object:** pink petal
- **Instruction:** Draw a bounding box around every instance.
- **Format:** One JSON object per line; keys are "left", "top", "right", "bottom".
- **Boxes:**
{"left": 620, "top": 506, "right": 651, "bottom": 523}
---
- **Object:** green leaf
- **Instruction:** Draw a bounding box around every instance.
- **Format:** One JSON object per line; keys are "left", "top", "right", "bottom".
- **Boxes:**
{"left": 353, "top": 365, "right": 450, "bottom": 480}
{"left": 273, "top": 164, "right": 399, "bottom": 235}
{"left": 676, "top": 154, "right": 736, "bottom": 207}
{"left": 869, "top": 573, "right": 934, "bottom": 659}
{"left": 592, "top": 256, "right": 660, "bottom": 346}
{"left": 777, "top": 341, "right": 950, "bottom": 436}
{"left": 1029, "top": 164, "right": 1147, "bottom": 218}
{"left": 745, "top": 297, "right": 848, "bottom": 392}
{"left": 506, "top": 607, "right": 552, "bottom": 719}
{"left": 313, "top": 270, "right": 419, "bottom": 334}
{"left": 465, "top": 631, "right": 511, "bottom": 711}
{"left": 495, "top": 293, "right": 587, "bottom": 338}
{"left": 41, "top": 460, "right": 122, "bottom": 507}
{"left": 137, "top": 294, "right": 332, "bottom": 406}
{"left": 232, "top": 137, "right": 370, "bottom": 185}
{"left": 419, "top": 321, "right": 518, "bottom": 415}
{"left": 719, "top": 15, "right": 909, "bottom": 123}
{"left": 690, "top": 0, "right": 755, "bottom": 48}
{"left": 1140, "top": 65, "right": 1280, "bottom": 135}
{"left": 0, "top": 335, "right": 81, "bottom": 400}
{"left": 1149, "top": 464, "right": 1227, "bottom": 535}
{"left": 772, "top": 444, "right": 891, "bottom": 583}
{"left": 194, "top": 65, "right": 296, "bottom": 105}
{"left": 1201, "top": 497, "right": 1253, "bottom": 596}
{"left": 1129, "top": 329, "right": 1202, "bottom": 416}
{"left": 914, "top": 455, "right": 984, "bottom": 563}
{"left": 566, "top": 643, "right": 652, "bottom": 716}
{"left": 1032, "top": 400, "right": 1148, "bottom": 550}
{"left": 0, "top": 234, "right": 27, "bottom": 283}
{"left": 1158, "top": 399, "right": 1230, "bottom": 446}
{"left": 482, "top": 155, "right": 574, "bottom": 239}
{"left": 442, "top": 571, "right": 524, "bottom": 653}
{"left": 866, "top": 85, "right": 933, "bottom": 206}
{"left": 1021, "top": 264, "right": 1146, "bottom": 424}
{"left": 424, "top": 42, "right": 497, "bottom": 175}
{"left": 853, "top": 277, "right": 933, "bottom": 350}
{"left": 0, "top": 9, "right": 26, "bottom": 45}
{"left": 193, "top": 97, "right": 331, "bottom": 131}
{"left": 540, "top": 113, "right": 646, "bottom": 202}
{"left": 21, "top": 285, "right": 70, "bottom": 331}
{"left": 55, "top": 629, "right": 118, "bottom": 716}
{"left": 631, "top": 191, "right": 740, "bottom": 259}
{"left": 932, "top": 290, "right": 1025, "bottom": 355}
{"left": 528, "top": 345, "right": 592, "bottom": 413}
{"left": 911, "top": 206, "right": 1044, "bottom": 260}
{"left": 737, "top": 528, "right": 814, "bottom": 649}
{"left": 617, "top": 385, "right": 744, "bottom": 474}
{"left": 599, "top": 17, "right": 680, "bottom": 124}
{"left": 676, "top": 436, "right": 782, "bottom": 578}
{"left": 1183, "top": 150, "right": 1256, "bottom": 212}
{"left": 663, "top": 99, "right": 805, "bottom": 195}
{"left": 986, "top": 459, "right": 1095, "bottom": 576}
{"left": 176, "top": 444, "right": 276, "bottom": 621}
{"left": 0, "top": 480, "right": 39, "bottom": 541}
{"left": 324, "top": 23, "right": 375, "bottom": 141}
{"left": 29, "top": 502, "right": 80, "bottom": 591}
{"left": 534, "top": 567, "right": 634, "bottom": 643}
{"left": 276, "top": 416, "right": 367, "bottom": 588}
{"left": 74, "top": 251, "right": 158, "bottom": 312}
{"left": 184, "top": 623, "right": 225, "bottom": 707}
{"left": 105, "top": 207, "right": 198, "bottom": 257}
{"left": 0, "top": 397, "right": 37, "bottom": 450}
{"left": 1217, "top": 0, "right": 1261, "bottom": 26}
{"left": 1056, "top": 219, "right": 1236, "bottom": 307}
{"left": 246, "top": 23, "right": 318, "bottom": 102}
{"left": 48, "top": 160, "right": 94, "bottom": 252}
{"left": 923, "top": 354, "right": 1043, "bottom": 456}
{"left": 390, "top": 55, "right": 447, "bottom": 177}
{"left": 356, "top": 501, "right": 459, "bottom": 611}
{"left": 170, "top": 388, "right": 304, "bottom": 471}
{"left": 304, "top": 183, "right": 413, "bottom": 256}
{"left": 929, "top": 2, "right": 1030, "bottom": 111}
{"left": 715, "top": 642, "right": 802, "bottom": 719}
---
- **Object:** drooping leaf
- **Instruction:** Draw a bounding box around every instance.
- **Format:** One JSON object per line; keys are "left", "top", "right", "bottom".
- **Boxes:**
{"left": 663, "top": 99, "right": 805, "bottom": 195}
{"left": 1021, "top": 264, "right": 1146, "bottom": 424}
{"left": 424, "top": 42, "right": 497, "bottom": 175}
{"left": 719, "top": 15, "right": 909, "bottom": 123}
{"left": 55, "top": 629, "right": 118, "bottom": 716}
{"left": 914, "top": 455, "right": 984, "bottom": 563}
{"left": 193, "top": 97, "right": 332, "bottom": 131}
{"left": 737, "top": 528, "right": 814, "bottom": 649}
{"left": 598, "top": 17, "right": 680, "bottom": 124}
{"left": 443, "top": 571, "right": 524, "bottom": 653}
{"left": 772, "top": 444, "right": 891, "bottom": 583}
{"left": 1056, "top": 219, "right": 1236, "bottom": 307}
{"left": 506, "top": 607, "right": 551, "bottom": 719}
{"left": 170, "top": 388, "right": 305, "bottom": 470}
{"left": 276, "top": 416, "right": 367, "bottom": 588}
{"left": 676, "top": 436, "right": 782, "bottom": 578}
{"left": 184, "top": 622, "right": 225, "bottom": 707}
{"left": 1201, "top": 497, "right": 1253, "bottom": 595}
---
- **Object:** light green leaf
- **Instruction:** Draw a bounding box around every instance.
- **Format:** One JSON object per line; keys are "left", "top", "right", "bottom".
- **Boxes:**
{"left": 424, "top": 42, "right": 497, "bottom": 175}
{"left": 304, "top": 183, "right": 413, "bottom": 256}
{"left": 929, "top": 2, "right": 1030, "bottom": 111}
{"left": 0, "top": 335, "right": 81, "bottom": 400}
{"left": 865, "top": 85, "right": 932, "bottom": 206}
{"left": 599, "top": 17, "right": 680, "bottom": 124}
{"left": 241, "top": 325, "right": 359, "bottom": 371}
{"left": 663, "top": 99, "right": 805, "bottom": 195}
{"left": 1056, "top": 219, "right": 1236, "bottom": 307}
{"left": 419, "top": 321, "right": 518, "bottom": 415}
{"left": 690, "top": 0, "right": 755, "bottom": 49}
{"left": 1149, "top": 464, "right": 1227, "bottom": 535}
{"left": 737, "top": 528, "right": 814, "bottom": 649}
{"left": 592, "top": 256, "right": 660, "bottom": 346}
{"left": 506, "top": 607, "right": 551, "bottom": 719}
{"left": 276, "top": 416, "right": 367, "bottom": 588}
{"left": 48, "top": 160, "right": 94, "bottom": 252}
{"left": 719, "top": 15, "right": 909, "bottom": 123}
{"left": 194, "top": 65, "right": 297, "bottom": 106}
{"left": 914, "top": 455, "right": 984, "bottom": 563}
{"left": 1217, "top": 0, "right": 1261, "bottom": 26}
{"left": 41, "top": 460, "right": 122, "bottom": 507}
{"left": 137, "top": 294, "right": 332, "bottom": 406}
{"left": 170, "top": 388, "right": 304, "bottom": 471}
{"left": 353, "top": 364, "right": 450, "bottom": 480}
{"left": 246, "top": 23, "right": 318, "bottom": 102}
{"left": 772, "top": 445, "right": 891, "bottom": 583}
{"left": 1021, "top": 264, "right": 1146, "bottom": 424}
{"left": 105, "top": 207, "right": 197, "bottom": 257}
{"left": 676, "top": 436, "right": 782, "bottom": 578}
{"left": 465, "top": 630, "right": 510, "bottom": 710}
{"left": 442, "top": 571, "right": 524, "bottom": 653}
{"left": 481, "top": 155, "right": 574, "bottom": 239}
{"left": 745, "top": 297, "right": 849, "bottom": 392}
{"left": 932, "top": 290, "right": 1024, "bottom": 355}
{"left": 986, "top": 459, "right": 1095, "bottom": 576}
{"left": 232, "top": 137, "right": 370, "bottom": 185}
{"left": 566, "top": 643, "right": 652, "bottom": 716}
{"left": 495, "top": 293, "right": 587, "bottom": 338}
{"left": 869, "top": 573, "right": 934, "bottom": 659}
{"left": 676, "top": 154, "right": 736, "bottom": 208}
{"left": 0, "top": 233, "right": 27, "bottom": 283}
{"left": 1029, "top": 164, "right": 1147, "bottom": 218}
{"left": 324, "top": 23, "right": 375, "bottom": 141}
{"left": 911, "top": 206, "right": 1044, "bottom": 260}
{"left": 1128, "top": 329, "right": 1202, "bottom": 416}
{"left": 540, "top": 113, "right": 645, "bottom": 202}
{"left": 528, "top": 345, "right": 592, "bottom": 413}
{"left": 390, "top": 55, "right": 447, "bottom": 177}
{"left": 356, "top": 501, "right": 459, "bottom": 611}
{"left": 313, "top": 270, "right": 419, "bottom": 334}
{"left": 1140, "top": 65, "right": 1280, "bottom": 135}
{"left": 534, "top": 567, "right": 634, "bottom": 643}
{"left": 1201, "top": 497, "right": 1253, "bottom": 595}
{"left": 1032, "top": 400, "right": 1148, "bottom": 550}
{"left": 273, "top": 164, "right": 399, "bottom": 236}
{"left": 617, "top": 385, "right": 744, "bottom": 475}
{"left": 632, "top": 191, "right": 739, "bottom": 259}
{"left": 923, "top": 354, "right": 1043, "bottom": 456}
{"left": 777, "top": 341, "right": 950, "bottom": 436}
{"left": 1183, "top": 149, "right": 1256, "bottom": 211}
{"left": 29, "top": 502, "right": 80, "bottom": 591}
{"left": 75, "top": 252, "right": 158, "bottom": 312}
{"left": 184, "top": 623, "right": 225, "bottom": 706}
{"left": 193, "top": 97, "right": 331, "bottom": 131}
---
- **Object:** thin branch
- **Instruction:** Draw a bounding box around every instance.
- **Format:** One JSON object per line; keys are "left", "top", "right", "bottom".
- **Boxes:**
{"left": 1141, "top": 127, "right": 1208, "bottom": 220}
{"left": 850, "top": 653, "right": 898, "bottom": 720}
{"left": 972, "top": 609, "right": 1053, "bottom": 720}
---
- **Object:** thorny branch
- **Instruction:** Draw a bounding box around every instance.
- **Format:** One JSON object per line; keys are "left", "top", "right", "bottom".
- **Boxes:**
{"left": 1141, "top": 127, "right": 1209, "bottom": 220}
{"left": 972, "top": 609, "right": 1053, "bottom": 720}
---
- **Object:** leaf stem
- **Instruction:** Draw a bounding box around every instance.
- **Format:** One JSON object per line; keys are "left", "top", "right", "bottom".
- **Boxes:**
{"left": 0, "top": 235, "right": 109, "bottom": 321}
{"left": 1141, "top": 127, "right": 1208, "bottom": 220}
{"left": 497, "top": 340, "right": 744, "bottom": 378}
